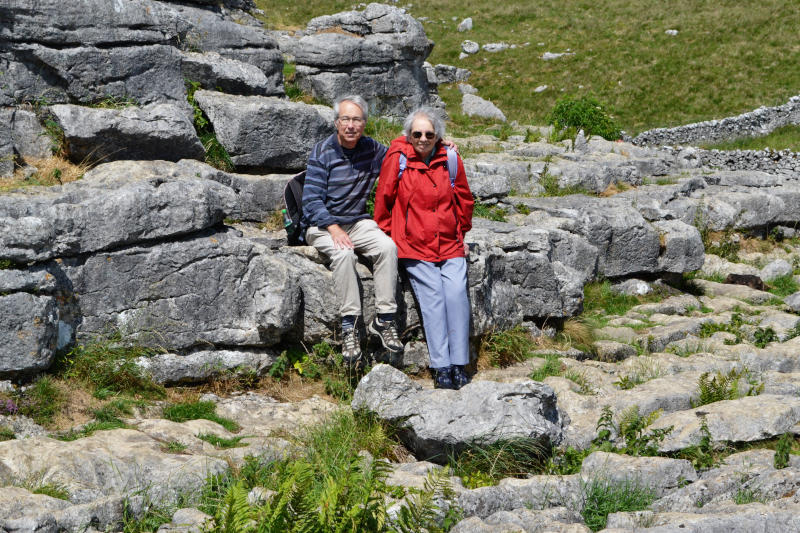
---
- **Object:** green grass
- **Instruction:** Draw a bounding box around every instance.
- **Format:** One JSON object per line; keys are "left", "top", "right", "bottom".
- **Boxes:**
{"left": 581, "top": 479, "right": 656, "bottom": 531}
{"left": 473, "top": 202, "right": 508, "bottom": 222}
{"left": 196, "top": 433, "right": 248, "bottom": 449}
{"left": 449, "top": 437, "right": 549, "bottom": 488}
{"left": 529, "top": 354, "right": 563, "bottom": 381}
{"left": 582, "top": 280, "right": 641, "bottom": 316}
{"left": 767, "top": 274, "right": 800, "bottom": 297}
{"left": 254, "top": 1, "right": 800, "bottom": 136}
{"left": 0, "top": 427, "right": 14, "bottom": 441}
{"left": 479, "top": 326, "right": 538, "bottom": 367}
{"left": 163, "top": 440, "right": 188, "bottom": 453}
{"left": 31, "top": 482, "right": 70, "bottom": 500}
{"left": 703, "top": 124, "right": 800, "bottom": 152}
{"left": 15, "top": 376, "right": 65, "bottom": 427}
{"left": 162, "top": 401, "right": 240, "bottom": 432}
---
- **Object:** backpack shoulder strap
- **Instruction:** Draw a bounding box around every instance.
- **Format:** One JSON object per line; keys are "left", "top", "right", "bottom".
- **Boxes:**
{"left": 446, "top": 146, "right": 458, "bottom": 188}
{"left": 397, "top": 153, "right": 407, "bottom": 180}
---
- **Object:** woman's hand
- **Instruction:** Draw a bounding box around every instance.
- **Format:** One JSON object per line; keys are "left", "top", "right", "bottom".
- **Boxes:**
{"left": 441, "top": 138, "right": 459, "bottom": 152}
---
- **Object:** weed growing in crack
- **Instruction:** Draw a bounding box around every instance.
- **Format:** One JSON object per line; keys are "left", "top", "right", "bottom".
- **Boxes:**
{"left": 581, "top": 478, "right": 655, "bottom": 531}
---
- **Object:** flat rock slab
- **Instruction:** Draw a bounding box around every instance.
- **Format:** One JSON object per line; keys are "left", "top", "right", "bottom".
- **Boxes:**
{"left": 456, "top": 474, "right": 583, "bottom": 520}
{"left": 651, "top": 395, "right": 800, "bottom": 452}
{"left": 0, "top": 429, "right": 228, "bottom": 505}
{"left": 580, "top": 451, "right": 697, "bottom": 497}
{"left": 451, "top": 507, "right": 587, "bottom": 533}
{"left": 693, "top": 279, "right": 776, "bottom": 304}
{"left": 607, "top": 503, "right": 800, "bottom": 532}
{"left": 352, "top": 365, "right": 565, "bottom": 462}
{"left": 136, "top": 350, "right": 278, "bottom": 385}
{"left": 204, "top": 392, "right": 338, "bottom": 437}
{"left": 181, "top": 51, "right": 275, "bottom": 96}
{"left": 0, "top": 292, "right": 59, "bottom": 376}
{"left": 0, "top": 160, "right": 235, "bottom": 263}
{"left": 49, "top": 103, "right": 204, "bottom": 163}
{"left": 193, "top": 91, "right": 334, "bottom": 171}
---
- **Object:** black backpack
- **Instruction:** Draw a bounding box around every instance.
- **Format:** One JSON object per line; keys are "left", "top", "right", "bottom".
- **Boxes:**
{"left": 283, "top": 171, "right": 306, "bottom": 245}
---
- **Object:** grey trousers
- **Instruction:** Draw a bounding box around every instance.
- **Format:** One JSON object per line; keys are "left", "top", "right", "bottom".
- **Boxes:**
{"left": 306, "top": 219, "right": 398, "bottom": 318}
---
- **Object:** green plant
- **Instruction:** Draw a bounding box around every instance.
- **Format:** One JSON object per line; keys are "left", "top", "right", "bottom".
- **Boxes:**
{"left": 57, "top": 334, "right": 165, "bottom": 399}
{"left": 449, "top": 437, "right": 549, "bottom": 488}
{"left": 753, "top": 326, "right": 778, "bottom": 348}
{"left": 733, "top": 485, "right": 765, "bottom": 505}
{"left": 15, "top": 376, "right": 65, "bottom": 426}
{"left": 515, "top": 203, "right": 531, "bottom": 215}
{"left": 537, "top": 169, "right": 591, "bottom": 197}
{"left": 162, "top": 401, "right": 240, "bottom": 432}
{"left": 32, "top": 482, "right": 70, "bottom": 500}
{"left": 692, "top": 368, "right": 763, "bottom": 407}
{"left": 774, "top": 432, "right": 793, "bottom": 469}
{"left": 365, "top": 116, "right": 403, "bottom": 147}
{"left": 0, "top": 259, "right": 15, "bottom": 270}
{"left": 393, "top": 467, "right": 463, "bottom": 533}
{"left": 0, "top": 427, "right": 14, "bottom": 441}
{"left": 196, "top": 433, "right": 248, "bottom": 449}
{"left": 163, "top": 440, "right": 188, "bottom": 453}
{"left": 679, "top": 417, "right": 716, "bottom": 470}
{"left": 582, "top": 280, "right": 639, "bottom": 316}
{"left": 186, "top": 80, "right": 234, "bottom": 171}
{"left": 581, "top": 478, "right": 656, "bottom": 531}
{"left": 617, "top": 406, "right": 672, "bottom": 457}
{"left": 529, "top": 354, "right": 562, "bottom": 382}
{"left": 480, "top": 326, "right": 536, "bottom": 367}
{"left": 89, "top": 95, "right": 137, "bottom": 109}
{"left": 473, "top": 202, "right": 507, "bottom": 222}
{"left": 524, "top": 128, "right": 540, "bottom": 143}
{"left": 547, "top": 445, "right": 594, "bottom": 475}
{"left": 547, "top": 95, "right": 621, "bottom": 141}
{"left": 122, "top": 499, "right": 174, "bottom": 533}
{"left": 43, "top": 118, "right": 66, "bottom": 157}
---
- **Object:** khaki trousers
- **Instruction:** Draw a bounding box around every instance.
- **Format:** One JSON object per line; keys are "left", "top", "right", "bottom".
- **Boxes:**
{"left": 306, "top": 219, "right": 398, "bottom": 318}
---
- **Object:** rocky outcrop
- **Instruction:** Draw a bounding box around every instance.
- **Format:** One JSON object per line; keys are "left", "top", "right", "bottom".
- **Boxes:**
{"left": 352, "top": 365, "right": 566, "bottom": 462}
{"left": 193, "top": 91, "right": 335, "bottom": 171}
{"left": 289, "top": 3, "right": 440, "bottom": 118}
{"left": 48, "top": 103, "right": 204, "bottom": 164}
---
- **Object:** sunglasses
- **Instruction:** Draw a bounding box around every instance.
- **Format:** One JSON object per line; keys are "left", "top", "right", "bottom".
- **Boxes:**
{"left": 411, "top": 131, "right": 436, "bottom": 139}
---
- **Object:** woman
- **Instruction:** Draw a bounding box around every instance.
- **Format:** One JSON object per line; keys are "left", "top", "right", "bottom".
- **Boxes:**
{"left": 374, "top": 107, "right": 474, "bottom": 389}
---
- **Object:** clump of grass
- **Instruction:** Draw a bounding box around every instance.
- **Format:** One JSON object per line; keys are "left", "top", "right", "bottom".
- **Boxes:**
{"left": 479, "top": 326, "right": 537, "bottom": 367}
{"left": 767, "top": 274, "right": 799, "bottom": 298}
{"left": 449, "top": 437, "right": 549, "bottom": 488}
{"left": 702, "top": 124, "right": 800, "bottom": 152}
{"left": 186, "top": 80, "right": 234, "bottom": 172}
{"left": 473, "top": 202, "right": 507, "bottom": 222}
{"left": 0, "top": 427, "right": 14, "bottom": 441}
{"left": 162, "top": 400, "right": 240, "bottom": 432}
{"left": 163, "top": 440, "right": 188, "bottom": 454}
{"left": 56, "top": 334, "right": 165, "bottom": 399}
{"left": 529, "top": 354, "right": 563, "bottom": 381}
{"left": 774, "top": 432, "right": 794, "bottom": 469}
{"left": 547, "top": 95, "right": 622, "bottom": 141}
{"left": 89, "top": 95, "right": 138, "bottom": 109}
{"left": 581, "top": 478, "right": 656, "bottom": 531}
{"left": 537, "top": 170, "right": 591, "bottom": 197}
{"left": 733, "top": 485, "right": 765, "bottom": 505}
{"left": 32, "top": 482, "right": 70, "bottom": 500}
{"left": 0, "top": 156, "right": 89, "bottom": 193}
{"left": 365, "top": 116, "right": 403, "bottom": 146}
{"left": 15, "top": 376, "right": 65, "bottom": 427}
{"left": 58, "top": 400, "right": 136, "bottom": 441}
{"left": 582, "top": 280, "right": 640, "bottom": 316}
{"left": 196, "top": 433, "right": 248, "bottom": 449}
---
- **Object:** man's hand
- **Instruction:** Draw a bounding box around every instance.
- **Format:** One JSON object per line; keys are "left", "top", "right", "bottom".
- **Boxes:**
{"left": 441, "top": 138, "right": 459, "bottom": 152}
{"left": 327, "top": 224, "right": 354, "bottom": 249}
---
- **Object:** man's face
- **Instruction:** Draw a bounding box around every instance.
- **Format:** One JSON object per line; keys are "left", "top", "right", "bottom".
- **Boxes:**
{"left": 335, "top": 100, "right": 366, "bottom": 149}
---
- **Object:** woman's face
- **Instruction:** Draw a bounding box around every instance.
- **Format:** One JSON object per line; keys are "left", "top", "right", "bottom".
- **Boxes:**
{"left": 410, "top": 116, "right": 437, "bottom": 160}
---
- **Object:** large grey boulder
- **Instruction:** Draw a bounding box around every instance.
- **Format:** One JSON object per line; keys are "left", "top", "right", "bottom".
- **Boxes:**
{"left": 48, "top": 103, "right": 204, "bottom": 163}
{"left": 181, "top": 51, "right": 274, "bottom": 96}
{"left": 456, "top": 475, "right": 583, "bottom": 519}
{"left": 292, "top": 3, "right": 437, "bottom": 117}
{"left": 193, "top": 91, "right": 335, "bottom": 171}
{"left": 461, "top": 94, "right": 506, "bottom": 122}
{"left": 352, "top": 365, "right": 565, "bottom": 462}
{"left": 62, "top": 229, "right": 302, "bottom": 351}
{"left": 0, "top": 293, "right": 59, "bottom": 376}
{"left": 0, "top": 160, "right": 235, "bottom": 263}
{"left": 6, "top": 108, "right": 52, "bottom": 159}
{"left": 450, "top": 507, "right": 587, "bottom": 533}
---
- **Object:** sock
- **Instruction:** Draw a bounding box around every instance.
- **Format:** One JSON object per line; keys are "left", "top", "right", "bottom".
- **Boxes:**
{"left": 377, "top": 313, "right": 394, "bottom": 325}
{"left": 341, "top": 315, "right": 357, "bottom": 333}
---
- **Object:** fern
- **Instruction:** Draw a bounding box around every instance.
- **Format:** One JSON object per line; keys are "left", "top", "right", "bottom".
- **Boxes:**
{"left": 216, "top": 481, "right": 254, "bottom": 533}
{"left": 391, "top": 467, "right": 461, "bottom": 533}
{"left": 692, "top": 368, "right": 763, "bottom": 407}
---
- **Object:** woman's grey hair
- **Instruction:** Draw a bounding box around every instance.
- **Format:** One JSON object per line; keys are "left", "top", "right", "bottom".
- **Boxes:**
{"left": 403, "top": 107, "right": 446, "bottom": 141}
{"left": 334, "top": 95, "right": 369, "bottom": 120}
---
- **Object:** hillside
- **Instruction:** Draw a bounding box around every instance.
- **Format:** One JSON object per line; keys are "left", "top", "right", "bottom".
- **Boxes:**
{"left": 257, "top": 0, "right": 800, "bottom": 134}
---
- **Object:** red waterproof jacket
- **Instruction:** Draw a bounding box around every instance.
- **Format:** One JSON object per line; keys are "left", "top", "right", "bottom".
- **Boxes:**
{"left": 374, "top": 136, "right": 474, "bottom": 262}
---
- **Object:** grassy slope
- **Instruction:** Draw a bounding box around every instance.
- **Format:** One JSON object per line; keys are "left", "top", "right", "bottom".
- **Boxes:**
{"left": 256, "top": 0, "right": 800, "bottom": 135}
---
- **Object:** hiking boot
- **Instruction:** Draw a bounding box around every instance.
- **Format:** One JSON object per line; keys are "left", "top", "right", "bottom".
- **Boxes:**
{"left": 341, "top": 328, "right": 363, "bottom": 368}
{"left": 368, "top": 317, "right": 404, "bottom": 353}
{"left": 432, "top": 366, "right": 456, "bottom": 390}
{"left": 452, "top": 365, "right": 470, "bottom": 390}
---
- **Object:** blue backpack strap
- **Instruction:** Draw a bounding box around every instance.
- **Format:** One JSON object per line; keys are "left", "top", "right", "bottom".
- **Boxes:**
{"left": 397, "top": 153, "right": 407, "bottom": 180}
{"left": 446, "top": 146, "right": 458, "bottom": 188}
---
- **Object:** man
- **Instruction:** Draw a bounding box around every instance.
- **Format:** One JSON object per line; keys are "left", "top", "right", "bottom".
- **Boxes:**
{"left": 302, "top": 95, "right": 404, "bottom": 365}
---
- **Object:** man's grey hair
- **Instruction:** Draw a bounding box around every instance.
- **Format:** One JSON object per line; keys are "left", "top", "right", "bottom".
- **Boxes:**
{"left": 334, "top": 95, "right": 369, "bottom": 120}
{"left": 403, "top": 107, "right": 446, "bottom": 141}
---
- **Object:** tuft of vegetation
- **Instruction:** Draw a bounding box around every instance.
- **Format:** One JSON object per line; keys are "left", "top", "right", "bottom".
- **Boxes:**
{"left": 163, "top": 440, "right": 188, "bottom": 454}
{"left": 479, "top": 326, "right": 537, "bottom": 367}
{"left": 675, "top": 417, "right": 717, "bottom": 470}
{"left": 473, "top": 202, "right": 508, "bottom": 222}
{"left": 56, "top": 334, "right": 165, "bottom": 399}
{"left": 58, "top": 400, "right": 136, "bottom": 441}
{"left": 767, "top": 274, "right": 800, "bottom": 298}
{"left": 547, "top": 95, "right": 622, "bottom": 141}
{"left": 774, "top": 432, "right": 793, "bottom": 469}
{"left": 196, "top": 433, "right": 248, "bottom": 449}
{"left": 753, "top": 326, "right": 778, "bottom": 348}
{"left": 0, "top": 427, "right": 14, "bottom": 441}
{"left": 702, "top": 124, "right": 800, "bottom": 153}
{"left": 616, "top": 406, "right": 672, "bottom": 457}
{"left": 581, "top": 478, "right": 656, "bottom": 532}
{"left": 691, "top": 368, "right": 763, "bottom": 408}
{"left": 32, "top": 482, "right": 70, "bottom": 500}
{"left": 186, "top": 80, "right": 234, "bottom": 172}
{"left": 162, "top": 401, "right": 240, "bottom": 433}
{"left": 529, "top": 354, "right": 563, "bottom": 381}
{"left": 582, "top": 280, "right": 640, "bottom": 316}
{"left": 449, "top": 437, "right": 549, "bottom": 488}
{"left": 88, "top": 95, "right": 138, "bottom": 109}
{"left": 15, "top": 376, "right": 65, "bottom": 427}
{"left": 538, "top": 170, "right": 591, "bottom": 197}
{"left": 733, "top": 485, "right": 765, "bottom": 505}
{"left": 365, "top": 116, "right": 403, "bottom": 147}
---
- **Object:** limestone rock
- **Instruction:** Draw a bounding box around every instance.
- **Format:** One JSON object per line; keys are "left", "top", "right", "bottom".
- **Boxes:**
{"left": 450, "top": 507, "right": 587, "bottom": 533}
{"left": 48, "top": 103, "right": 204, "bottom": 164}
{"left": 193, "top": 91, "right": 335, "bottom": 171}
{"left": 456, "top": 475, "right": 583, "bottom": 519}
{"left": 180, "top": 51, "right": 275, "bottom": 96}
{"left": 62, "top": 229, "right": 301, "bottom": 351}
{"left": 457, "top": 18, "right": 473, "bottom": 32}
{"left": 462, "top": 40, "right": 480, "bottom": 54}
{"left": 5, "top": 108, "right": 52, "bottom": 160}
{"left": 352, "top": 365, "right": 565, "bottom": 462}
{"left": 462, "top": 94, "right": 507, "bottom": 122}
{"left": 761, "top": 259, "right": 793, "bottom": 282}
{"left": 580, "top": 451, "right": 697, "bottom": 497}
{"left": 0, "top": 117, "right": 13, "bottom": 177}
{"left": 0, "top": 293, "right": 58, "bottom": 376}
{"left": 135, "top": 350, "right": 278, "bottom": 385}
{"left": 0, "top": 160, "right": 235, "bottom": 263}
{"left": 784, "top": 291, "right": 800, "bottom": 312}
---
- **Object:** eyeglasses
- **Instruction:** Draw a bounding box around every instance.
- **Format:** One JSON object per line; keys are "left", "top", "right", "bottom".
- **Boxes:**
{"left": 336, "top": 116, "right": 365, "bottom": 124}
{"left": 411, "top": 131, "right": 435, "bottom": 139}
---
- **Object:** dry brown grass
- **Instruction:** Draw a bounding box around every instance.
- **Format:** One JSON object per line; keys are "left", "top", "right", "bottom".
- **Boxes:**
{"left": 52, "top": 384, "right": 100, "bottom": 430}
{"left": 0, "top": 156, "right": 90, "bottom": 193}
